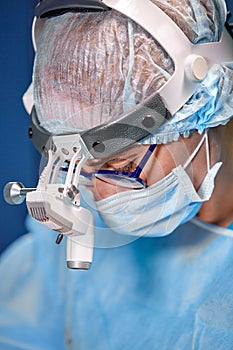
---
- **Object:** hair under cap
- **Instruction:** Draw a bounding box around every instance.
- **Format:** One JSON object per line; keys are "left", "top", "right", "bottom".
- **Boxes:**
{"left": 33, "top": 0, "right": 233, "bottom": 143}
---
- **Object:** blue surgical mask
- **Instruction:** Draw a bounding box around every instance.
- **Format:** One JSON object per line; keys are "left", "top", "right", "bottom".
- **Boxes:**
{"left": 95, "top": 132, "right": 222, "bottom": 237}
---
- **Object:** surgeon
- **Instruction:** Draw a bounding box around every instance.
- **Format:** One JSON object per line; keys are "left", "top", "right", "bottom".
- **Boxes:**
{"left": 1, "top": 0, "right": 233, "bottom": 349}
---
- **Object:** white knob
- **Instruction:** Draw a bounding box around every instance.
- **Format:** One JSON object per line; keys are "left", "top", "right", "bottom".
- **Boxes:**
{"left": 185, "top": 55, "right": 208, "bottom": 81}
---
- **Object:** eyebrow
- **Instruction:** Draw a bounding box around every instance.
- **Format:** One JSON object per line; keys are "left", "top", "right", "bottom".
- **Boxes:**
{"left": 87, "top": 148, "right": 144, "bottom": 168}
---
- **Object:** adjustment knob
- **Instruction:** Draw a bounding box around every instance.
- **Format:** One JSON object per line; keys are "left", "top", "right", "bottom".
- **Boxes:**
{"left": 3, "top": 182, "right": 36, "bottom": 205}
{"left": 185, "top": 55, "right": 208, "bottom": 81}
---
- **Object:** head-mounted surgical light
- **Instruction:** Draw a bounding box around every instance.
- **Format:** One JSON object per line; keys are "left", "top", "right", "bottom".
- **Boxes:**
{"left": 31, "top": 0, "right": 233, "bottom": 158}
{"left": 4, "top": 0, "right": 233, "bottom": 270}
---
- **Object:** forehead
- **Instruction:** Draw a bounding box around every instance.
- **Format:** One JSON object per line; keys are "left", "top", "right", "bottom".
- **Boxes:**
{"left": 86, "top": 143, "right": 149, "bottom": 165}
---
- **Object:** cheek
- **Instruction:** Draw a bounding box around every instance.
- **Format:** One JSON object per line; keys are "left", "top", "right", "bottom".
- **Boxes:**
{"left": 144, "top": 147, "right": 177, "bottom": 186}
{"left": 143, "top": 141, "right": 193, "bottom": 186}
{"left": 90, "top": 179, "right": 131, "bottom": 200}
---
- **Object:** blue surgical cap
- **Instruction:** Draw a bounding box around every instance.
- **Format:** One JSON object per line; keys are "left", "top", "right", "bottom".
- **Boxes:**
{"left": 141, "top": 0, "right": 233, "bottom": 144}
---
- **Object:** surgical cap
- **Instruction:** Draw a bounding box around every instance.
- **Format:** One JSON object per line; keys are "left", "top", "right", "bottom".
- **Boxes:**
{"left": 33, "top": 0, "right": 233, "bottom": 143}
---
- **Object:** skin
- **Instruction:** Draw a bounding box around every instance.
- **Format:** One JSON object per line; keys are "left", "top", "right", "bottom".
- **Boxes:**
{"left": 81, "top": 120, "right": 233, "bottom": 229}
{"left": 197, "top": 119, "right": 233, "bottom": 227}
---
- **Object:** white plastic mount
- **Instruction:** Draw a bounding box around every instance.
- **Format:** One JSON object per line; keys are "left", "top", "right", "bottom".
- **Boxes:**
{"left": 26, "top": 134, "right": 95, "bottom": 270}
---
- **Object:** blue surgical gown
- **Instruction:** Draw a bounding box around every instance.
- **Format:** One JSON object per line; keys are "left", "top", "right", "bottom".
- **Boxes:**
{"left": 1, "top": 215, "right": 233, "bottom": 350}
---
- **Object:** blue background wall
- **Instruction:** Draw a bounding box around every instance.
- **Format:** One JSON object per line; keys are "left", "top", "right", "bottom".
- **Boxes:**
{"left": 226, "top": 0, "right": 233, "bottom": 22}
{"left": 0, "top": 0, "right": 233, "bottom": 254}
{"left": 0, "top": 0, "right": 39, "bottom": 253}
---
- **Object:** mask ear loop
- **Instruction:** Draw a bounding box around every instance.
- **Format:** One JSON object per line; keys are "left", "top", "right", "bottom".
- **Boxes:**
{"left": 183, "top": 129, "right": 210, "bottom": 171}
{"left": 205, "top": 129, "right": 210, "bottom": 172}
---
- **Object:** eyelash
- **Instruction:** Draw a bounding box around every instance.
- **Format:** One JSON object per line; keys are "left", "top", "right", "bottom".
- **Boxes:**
{"left": 105, "top": 160, "right": 137, "bottom": 173}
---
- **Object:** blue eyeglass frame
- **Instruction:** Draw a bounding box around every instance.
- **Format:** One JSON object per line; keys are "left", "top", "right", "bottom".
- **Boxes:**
{"left": 80, "top": 144, "right": 156, "bottom": 188}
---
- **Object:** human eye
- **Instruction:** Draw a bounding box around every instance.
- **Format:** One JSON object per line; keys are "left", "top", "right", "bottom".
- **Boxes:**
{"left": 116, "top": 161, "right": 137, "bottom": 172}
{"left": 104, "top": 158, "right": 137, "bottom": 173}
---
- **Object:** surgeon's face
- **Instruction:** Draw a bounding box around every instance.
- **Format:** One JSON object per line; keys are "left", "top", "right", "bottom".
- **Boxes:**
{"left": 33, "top": 11, "right": 210, "bottom": 202}
{"left": 80, "top": 131, "right": 208, "bottom": 200}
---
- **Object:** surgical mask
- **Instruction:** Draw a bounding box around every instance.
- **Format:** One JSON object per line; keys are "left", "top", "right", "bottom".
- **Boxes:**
{"left": 95, "top": 132, "right": 222, "bottom": 237}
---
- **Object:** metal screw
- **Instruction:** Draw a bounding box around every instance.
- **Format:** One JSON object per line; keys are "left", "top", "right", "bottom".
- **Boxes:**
{"left": 142, "top": 115, "right": 155, "bottom": 129}
{"left": 61, "top": 148, "right": 69, "bottom": 155}
{"left": 56, "top": 233, "right": 63, "bottom": 244}
{"left": 66, "top": 185, "right": 79, "bottom": 200}
{"left": 28, "top": 127, "right": 33, "bottom": 139}
{"left": 92, "top": 141, "right": 105, "bottom": 153}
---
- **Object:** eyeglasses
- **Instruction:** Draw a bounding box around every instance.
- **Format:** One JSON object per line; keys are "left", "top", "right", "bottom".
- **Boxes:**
{"left": 59, "top": 144, "right": 156, "bottom": 190}
{"left": 80, "top": 144, "right": 156, "bottom": 189}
